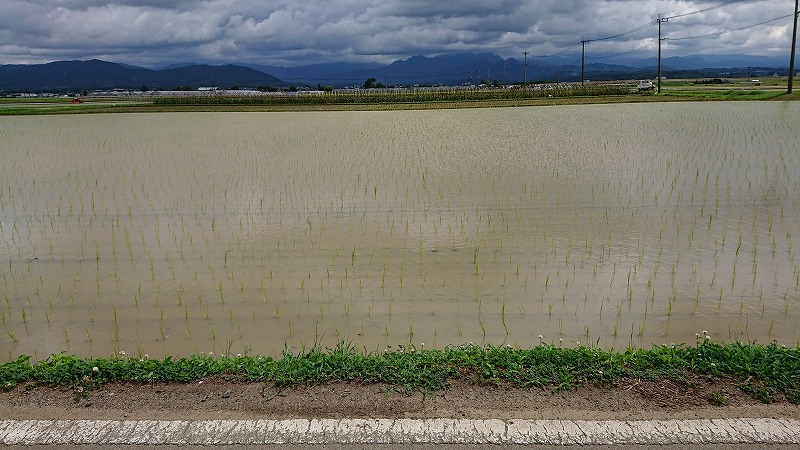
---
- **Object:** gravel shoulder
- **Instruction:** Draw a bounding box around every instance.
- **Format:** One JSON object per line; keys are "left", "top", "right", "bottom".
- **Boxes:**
{"left": 2, "top": 376, "right": 798, "bottom": 421}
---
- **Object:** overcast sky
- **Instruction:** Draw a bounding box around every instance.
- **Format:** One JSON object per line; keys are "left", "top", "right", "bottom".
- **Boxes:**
{"left": 1, "top": 0, "right": 796, "bottom": 67}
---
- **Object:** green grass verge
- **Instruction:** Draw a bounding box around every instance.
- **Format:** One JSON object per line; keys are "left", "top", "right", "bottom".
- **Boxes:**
{"left": 660, "top": 89, "right": 790, "bottom": 101}
{"left": 2, "top": 341, "right": 798, "bottom": 403}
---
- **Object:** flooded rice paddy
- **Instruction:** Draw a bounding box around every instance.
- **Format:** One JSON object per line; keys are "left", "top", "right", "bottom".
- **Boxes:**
{"left": 1, "top": 102, "right": 799, "bottom": 359}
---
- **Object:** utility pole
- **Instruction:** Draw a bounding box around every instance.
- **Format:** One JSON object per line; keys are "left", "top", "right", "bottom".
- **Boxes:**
{"left": 657, "top": 14, "right": 668, "bottom": 93}
{"left": 789, "top": 0, "right": 799, "bottom": 93}
{"left": 523, "top": 50, "right": 530, "bottom": 85}
{"left": 581, "top": 40, "right": 588, "bottom": 86}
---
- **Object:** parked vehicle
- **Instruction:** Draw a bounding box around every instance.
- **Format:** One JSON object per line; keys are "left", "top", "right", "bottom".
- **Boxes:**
{"left": 637, "top": 80, "right": 654, "bottom": 91}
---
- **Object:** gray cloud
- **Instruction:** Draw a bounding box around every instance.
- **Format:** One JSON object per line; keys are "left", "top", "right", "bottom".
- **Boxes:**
{"left": 0, "top": 0, "right": 794, "bottom": 67}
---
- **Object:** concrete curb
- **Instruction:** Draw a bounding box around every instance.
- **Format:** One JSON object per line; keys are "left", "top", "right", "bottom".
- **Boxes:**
{"left": 1, "top": 418, "right": 798, "bottom": 445}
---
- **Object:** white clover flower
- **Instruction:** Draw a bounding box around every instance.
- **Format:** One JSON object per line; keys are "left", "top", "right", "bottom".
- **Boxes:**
{"left": 538, "top": 335, "right": 544, "bottom": 340}
{"left": 92, "top": 366, "right": 99, "bottom": 373}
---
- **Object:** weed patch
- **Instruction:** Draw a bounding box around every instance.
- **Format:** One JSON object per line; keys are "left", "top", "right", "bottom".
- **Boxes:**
{"left": 2, "top": 341, "right": 798, "bottom": 404}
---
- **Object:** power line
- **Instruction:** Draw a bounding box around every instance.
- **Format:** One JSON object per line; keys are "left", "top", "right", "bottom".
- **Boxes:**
{"left": 528, "top": 19, "right": 662, "bottom": 59}
{"left": 789, "top": 0, "right": 798, "bottom": 93}
{"left": 523, "top": 50, "right": 530, "bottom": 84}
{"left": 585, "top": 44, "right": 653, "bottom": 60}
{"left": 572, "top": 0, "right": 758, "bottom": 82}
{"left": 658, "top": 15, "right": 667, "bottom": 93}
{"left": 522, "top": 0, "right": 786, "bottom": 81}
{"left": 531, "top": 43, "right": 584, "bottom": 58}
{"left": 666, "top": 13, "right": 793, "bottom": 41}
{"left": 584, "top": 0, "right": 757, "bottom": 44}
{"left": 665, "top": 0, "right": 750, "bottom": 20}
{"left": 586, "top": 20, "right": 658, "bottom": 43}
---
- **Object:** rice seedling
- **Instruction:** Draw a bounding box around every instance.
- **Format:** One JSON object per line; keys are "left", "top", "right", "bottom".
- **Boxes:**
{"left": 0, "top": 102, "right": 798, "bottom": 359}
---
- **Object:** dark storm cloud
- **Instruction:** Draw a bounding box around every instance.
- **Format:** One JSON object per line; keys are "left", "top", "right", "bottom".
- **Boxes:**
{"left": 0, "top": 0, "right": 794, "bottom": 67}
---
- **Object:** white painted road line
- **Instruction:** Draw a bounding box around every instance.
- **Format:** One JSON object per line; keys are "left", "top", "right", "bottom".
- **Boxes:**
{"left": 1, "top": 418, "right": 798, "bottom": 445}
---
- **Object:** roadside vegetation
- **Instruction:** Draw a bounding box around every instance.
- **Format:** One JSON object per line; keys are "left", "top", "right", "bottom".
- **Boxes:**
{"left": 2, "top": 341, "right": 798, "bottom": 404}
{"left": 2, "top": 81, "right": 797, "bottom": 115}
{"left": 659, "top": 89, "right": 791, "bottom": 101}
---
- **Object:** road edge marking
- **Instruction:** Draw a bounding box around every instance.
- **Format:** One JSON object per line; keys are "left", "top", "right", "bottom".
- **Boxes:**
{"left": 1, "top": 418, "right": 798, "bottom": 445}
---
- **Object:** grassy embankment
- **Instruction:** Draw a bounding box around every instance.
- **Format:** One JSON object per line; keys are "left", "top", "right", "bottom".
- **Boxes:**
{"left": 2, "top": 341, "right": 799, "bottom": 404}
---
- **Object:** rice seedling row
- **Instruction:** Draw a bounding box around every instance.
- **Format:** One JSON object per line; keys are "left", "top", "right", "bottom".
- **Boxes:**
{"left": 0, "top": 103, "right": 798, "bottom": 360}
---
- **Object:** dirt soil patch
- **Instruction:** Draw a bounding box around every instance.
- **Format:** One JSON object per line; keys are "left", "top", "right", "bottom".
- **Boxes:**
{"left": 2, "top": 376, "right": 798, "bottom": 421}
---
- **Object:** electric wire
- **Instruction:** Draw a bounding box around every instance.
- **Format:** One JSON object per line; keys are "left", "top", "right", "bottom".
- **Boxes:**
{"left": 572, "top": 0, "right": 786, "bottom": 62}
{"left": 532, "top": 43, "right": 584, "bottom": 58}
{"left": 666, "top": 13, "right": 794, "bottom": 41}
{"left": 586, "top": 20, "right": 658, "bottom": 43}
{"left": 665, "top": 0, "right": 750, "bottom": 20}
{"left": 585, "top": 44, "right": 653, "bottom": 60}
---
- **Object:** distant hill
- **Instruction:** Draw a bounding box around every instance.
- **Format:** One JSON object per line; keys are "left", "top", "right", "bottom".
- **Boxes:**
{"left": 248, "top": 52, "right": 790, "bottom": 87}
{"left": 245, "top": 53, "right": 517, "bottom": 87}
{"left": 0, "top": 52, "right": 791, "bottom": 92}
{"left": 0, "top": 59, "right": 287, "bottom": 92}
{"left": 247, "top": 62, "right": 383, "bottom": 86}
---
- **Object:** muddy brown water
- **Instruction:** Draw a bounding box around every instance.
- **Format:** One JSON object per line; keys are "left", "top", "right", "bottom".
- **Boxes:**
{"left": 1, "top": 102, "right": 799, "bottom": 360}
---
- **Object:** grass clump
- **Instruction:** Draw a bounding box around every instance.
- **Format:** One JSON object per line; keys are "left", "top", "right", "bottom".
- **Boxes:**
{"left": 2, "top": 341, "right": 798, "bottom": 403}
{"left": 707, "top": 389, "right": 727, "bottom": 405}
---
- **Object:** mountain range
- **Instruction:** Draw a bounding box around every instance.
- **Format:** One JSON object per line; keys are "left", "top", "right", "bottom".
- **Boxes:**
{"left": 251, "top": 53, "right": 790, "bottom": 87}
{"left": 0, "top": 59, "right": 285, "bottom": 92}
{"left": 0, "top": 52, "right": 792, "bottom": 92}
